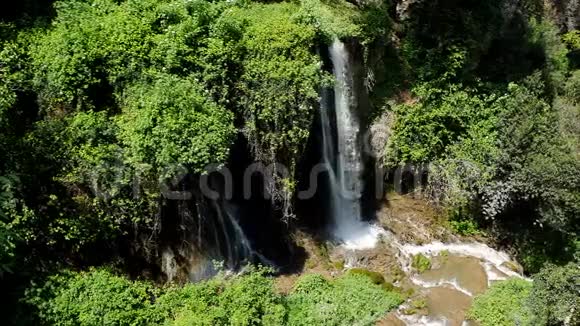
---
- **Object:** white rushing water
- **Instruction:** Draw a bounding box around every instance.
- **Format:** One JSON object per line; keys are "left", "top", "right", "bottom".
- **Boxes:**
{"left": 394, "top": 241, "right": 529, "bottom": 326}
{"left": 320, "top": 39, "right": 380, "bottom": 250}
{"left": 398, "top": 241, "right": 524, "bottom": 279}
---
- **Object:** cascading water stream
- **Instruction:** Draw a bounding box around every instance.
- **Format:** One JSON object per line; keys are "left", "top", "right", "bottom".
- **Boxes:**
{"left": 321, "top": 39, "right": 382, "bottom": 249}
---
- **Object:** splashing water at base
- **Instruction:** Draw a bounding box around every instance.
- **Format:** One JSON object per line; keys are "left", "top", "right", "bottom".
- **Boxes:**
{"left": 335, "top": 222, "right": 385, "bottom": 250}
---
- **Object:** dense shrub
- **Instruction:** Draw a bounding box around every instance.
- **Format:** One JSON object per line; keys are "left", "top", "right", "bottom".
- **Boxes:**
{"left": 527, "top": 262, "right": 580, "bottom": 325}
{"left": 167, "top": 270, "right": 286, "bottom": 326}
{"left": 467, "top": 278, "right": 532, "bottom": 326}
{"left": 25, "top": 267, "right": 404, "bottom": 326}
{"left": 25, "top": 268, "right": 158, "bottom": 326}
{"left": 386, "top": 85, "right": 501, "bottom": 165}
{"left": 118, "top": 74, "right": 236, "bottom": 176}
{"left": 30, "top": 0, "right": 155, "bottom": 111}
{"left": 448, "top": 219, "right": 481, "bottom": 236}
{"left": 26, "top": 268, "right": 284, "bottom": 326}
{"left": 286, "top": 273, "right": 403, "bottom": 325}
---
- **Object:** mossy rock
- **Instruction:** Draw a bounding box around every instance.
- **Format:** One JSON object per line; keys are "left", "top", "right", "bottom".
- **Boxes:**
{"left": 410, "top": 298, "right": 426, "bottom": 309}
{"left": 501, "top": 261, "right": 523, "bottom": 274}
{"left": 332, "top": 260, "right": 345, "bottom": 270}
{"left": 382, "top": 281, "right": 395, "bottom": 292}
{"left": 387, "top": 265, "right": 406, "bottom": 283}
{"left": 403, "top": 287, "right": 415, "bottom": 298}
{"left": 305, "top": 259, "right": 316, "bottom": 269}
{"left": 347, "top": 268, "right": 385, "bottom": 285}
{"left": 411, "top": 254, "right": 432, "bottom": 273}
{"left": 402, "top": 297, "right": 428, "bottom": 315}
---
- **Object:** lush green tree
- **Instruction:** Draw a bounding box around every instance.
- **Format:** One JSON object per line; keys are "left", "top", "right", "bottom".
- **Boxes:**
{"left": 387, "top": 84, "right": 501, "bottom": 165}
{"left": 0, "top": 175, "right": 21, "bottom": 275}
{"left": 527, "top": 262, "right": 580, "bottom": 325}
{"left": 30, "top": 0, "right": 155, "bottom": 111}
{"left": 118, "top": 74, "right": 236, "bottom": 176}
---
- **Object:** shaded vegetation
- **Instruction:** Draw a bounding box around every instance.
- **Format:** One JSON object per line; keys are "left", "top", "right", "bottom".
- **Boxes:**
{"left": 1, "top": 0, "right": 579, "bottom": 324}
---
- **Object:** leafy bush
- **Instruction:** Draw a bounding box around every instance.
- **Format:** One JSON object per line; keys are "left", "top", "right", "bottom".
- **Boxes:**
{"left": 286, "top": 273, "right": 403, "bottom": 325}
{"left": 26, "top": 267, "right": 288, "bottom": 326}
{"left": 0, "top": 175, "right": 20, "bottom": 275}
{"left": 418, "top": 75, "right": 579, "bottom": 268}
{"left": 168, "top": 269, "right": 286, "bottom": 326}
{"left": 31, "top": 0, "right": 155, "bottom": 111}
{"left": 527, "top": 262, "right": 580, "bottom": 325}
{"left": 387, "top": 85, "right": 500, "bottom": 165}
{"left": 25, "top": 268, "right": 158, "bottom": 326}
{"left": 467, "top": 278, "right": 532, "bottom": 326}
{"left": 448, "top": 219, "right": 482, "bottom": 237}
{"left": 118, "top": 74, "right": 236, "bottom": 176}
{"left": 213, "top": 269, "right": 286, "bottom": 325}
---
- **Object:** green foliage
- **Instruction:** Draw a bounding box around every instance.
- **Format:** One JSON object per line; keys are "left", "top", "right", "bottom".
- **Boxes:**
{"left": 0, "top": 175, "right": 20, "bottom": 275}
{"left": 399, "top": 0, "right": 504, "bottom": 84}
{"left": 562, "top": 30, "right": 580, "bottom": 50}
{"left": 286, "top": 273, "right": 403, "bottom": 326}
{"left": 26, "top": 268, "right": 158, "bottom": 326}
{"left": 467, "top": 278, "right": 533, "bottom": 326}
{"left": 527, "top": 18, "right": 569, "bottom": 87}
{"left": 149, "top": 279, "right": 223, "bottom": 325}
{"left": 411, "top": 254, "right": 431, "bottom": 273}
{"left": 562, "top": 70, "right": 580, "bottom": 104}
{"left": 0, "top": 39, "right": 28, "bottom": 124}
{"left": 235, "top": 3, "right": 322, "bottom": 165}
{"left": 118, "top": 74, "right": 235, "bottom": 175}
{"left": 469, "top": 264, "right": 580, "bottom": 326}
{"left": 31, "top": 0, "right": 154, "bottom": 111}
{"left": 447, "top": 207, "right": 483, "bottom": 236}
{"left": 492, "top": 76, "right": 580, "bottom": 231}
{"left": 526, "top": 262, "right": 580, "bottom": 325}
{"left": 387, "top": 85, "right": 501, "bottom": 164}
{"left": 402, "top": 297, "right": 427, "bottom": 315}
{"left": 4, "top": 1, "right": 580, "bottom": 324}
{"left": 26, "top": 267, "right": 286, "bottom": 326}
{"left": 297, "top": 0, "right": 361, "bottom": 41}
{"left": 448, "top": 219, "right": 482, "bottom": 237}
{"left": 409, "top": 74, "right": 579, "bottom": 266}
{"left": 169, "top": 269, "right": 286, "bottom": 326}
{"left": 514, "top": 231, "right": 579, "bottom": 274}
{"left": 17, "top": 113, "right": 139, "bottom": 253}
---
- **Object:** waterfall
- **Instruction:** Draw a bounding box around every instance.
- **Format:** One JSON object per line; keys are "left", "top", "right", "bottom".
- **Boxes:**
{"left": 330, "top": 40, "right": 363, "bottom": 223}
{"left": 213, "top": 200, "right": 276, "bottom": 268}
{"left": 321, "top": 39, "right": 382, "bottom": 249}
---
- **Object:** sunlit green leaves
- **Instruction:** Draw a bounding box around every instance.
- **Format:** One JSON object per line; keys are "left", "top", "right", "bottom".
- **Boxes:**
{"left": 118, "top": 74, "right": 235, "bottom": 175}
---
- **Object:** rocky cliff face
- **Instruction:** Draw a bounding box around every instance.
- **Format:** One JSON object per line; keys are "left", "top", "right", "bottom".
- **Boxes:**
{"left": 548, "top": 0, "right": 580, "bottom": 31}
{"left": 396, "top": 0, "right": 580, "bottom": 31}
